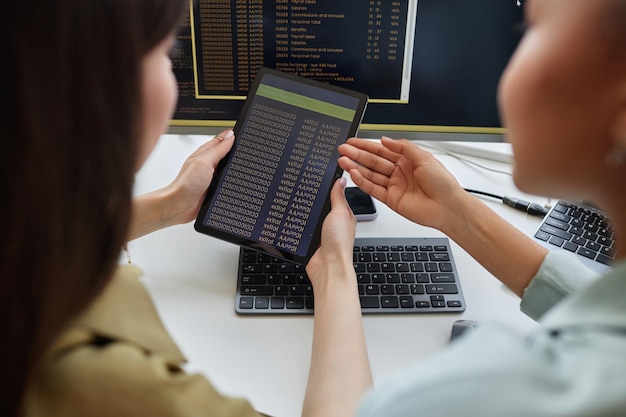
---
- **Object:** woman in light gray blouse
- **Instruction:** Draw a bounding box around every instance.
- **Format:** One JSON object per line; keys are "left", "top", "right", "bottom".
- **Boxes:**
{"left": 302, "top": 0, "right": 626, "bottom": 416}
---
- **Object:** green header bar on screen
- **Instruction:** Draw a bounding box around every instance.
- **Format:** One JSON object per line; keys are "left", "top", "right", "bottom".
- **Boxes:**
{"left": 257, "top": 84, "right": 356, "bottom": 122}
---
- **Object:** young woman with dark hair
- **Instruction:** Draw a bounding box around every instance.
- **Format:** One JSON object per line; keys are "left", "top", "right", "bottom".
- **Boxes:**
{"left": 0, "top": 1, "right": 369, "bottom": 416}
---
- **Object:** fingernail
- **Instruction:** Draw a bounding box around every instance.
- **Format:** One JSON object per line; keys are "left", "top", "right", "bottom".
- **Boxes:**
{"left": 338, "top": 177, "right": 347, "bottom": 187}
{"left": 224, "top": 130, "right": 234, "bottom": 139}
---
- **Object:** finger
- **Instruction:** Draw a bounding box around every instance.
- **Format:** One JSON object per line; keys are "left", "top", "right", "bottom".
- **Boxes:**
{"left": 347, "top": 167, "right": 391, "bottom": 206}
{"left": 338, "top": 141, "right": 398, "bottom": 177}
{"left": 212, "top": 129, "right": 235, "bottom": 145}
{"left": 329, "top": 177, "right": 350, "bottom": 212}
{"left": 339, "top": 156, "right": 395, "bottom": 189}
{"left": 381, "top": 136, "right": 432, "bottom": 166}
{"left": 346, "top": 137, "right": 402, "bottom": 164}
{"left": 191, "top": 129, "right": 235, "bottom": 159}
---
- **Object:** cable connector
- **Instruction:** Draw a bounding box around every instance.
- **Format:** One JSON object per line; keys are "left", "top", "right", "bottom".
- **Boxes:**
{"left": 503, "top": 197, "right": 548, "bottom": 216}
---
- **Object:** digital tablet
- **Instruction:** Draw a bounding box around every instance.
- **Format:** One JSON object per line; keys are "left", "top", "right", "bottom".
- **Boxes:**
{"left": 194, "top": 68, "right": 368, "bottom": 264}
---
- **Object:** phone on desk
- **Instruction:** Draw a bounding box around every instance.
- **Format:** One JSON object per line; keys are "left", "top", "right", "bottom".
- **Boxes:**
{"left": 346, "top": 187, "right": 377, "bottom": 221}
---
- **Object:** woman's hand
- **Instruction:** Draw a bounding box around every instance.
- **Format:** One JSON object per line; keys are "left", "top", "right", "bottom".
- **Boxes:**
{"left": 127, "top": 129, "right": 234, "bottom": 241}
{"left": 165, "top": 129, "right": 235, "bottom": 225}
{"left": 306, "top": 177, "right": 357, "bottom": 289}
{"left": 338, "top": 137, "right": 467, "bottom": 233}
{"left": 303, "top": 177, "right": 372, "bottom": 417}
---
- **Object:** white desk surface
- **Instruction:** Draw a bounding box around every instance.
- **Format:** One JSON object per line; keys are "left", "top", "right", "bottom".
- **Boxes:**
{"left": 129, "top": 134, "right": 547, "bottom": 417}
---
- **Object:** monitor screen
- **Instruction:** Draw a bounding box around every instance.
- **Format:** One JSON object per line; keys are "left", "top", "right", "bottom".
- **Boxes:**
{"left": 170, "top": 0, "right": 524, "bottom": 142}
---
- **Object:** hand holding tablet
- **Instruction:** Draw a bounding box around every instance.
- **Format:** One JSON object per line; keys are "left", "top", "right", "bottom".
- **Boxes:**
{"left": 194, "top": 68, "right": 368, "bottom": 264}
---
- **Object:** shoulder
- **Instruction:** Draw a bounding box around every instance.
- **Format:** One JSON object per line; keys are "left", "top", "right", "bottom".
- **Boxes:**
{"left": 26, "top": 334, "right": 260, "bottom": 417}
{"left": 24, "top": 265, "right": 262, "bottom": 417}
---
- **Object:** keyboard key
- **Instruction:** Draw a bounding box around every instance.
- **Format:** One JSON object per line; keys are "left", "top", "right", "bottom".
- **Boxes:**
{"left": 410, "top": 284, "right": 425, "bottom": 294}
{"left": 400, "top": 296, "right": 414, "bottom": 308}
{"left": 242, "top": 275, "right": 266, "bottom": 285}
{"left": 366, "top": 263, "right": 381, "bottom": 272}
{"left": 242, "top": 264, "right": 263, "bottom": 274}
{"left": 447, "top": 300, "right": 463, "bottom": 308}
{"left": 255, "top": 297, "right": 269, "bottom": 309}
{"left": 286, "top": 297, "right": 304, "bottom": 309}
{"left": 275, "top": 286, "right": 288, "bottom": 296}
{"left": 358, "top": 253, "right": 372, "bottom": 262}
{"left": 357, "top": 274, "right": 371, "bottom": 284}
{"left": 396, "top": 263, "right": 410, "bottom": 272}
{"left": 600, "top": 246, "right": 616, "bottom": 258}
{"left": 540, "top": 224, "right": 572, "bottom": 241}
{"left": 586, "top": 241, "right": 601, "bottom": 252}
{"left": 386, "top": 273, "right": 400, "bottom": 283}
{"left": 270, "top": 297, "right": 285, "bottom": 309}
{"left": 372, "top": 274, "right": 385, "bottom": 283}
{"left": 430, "top": 273, "right": 456, "bottom": 283}
{"left": 360, "top": 296, "right": 380, "bottom": 308}
{"left": 548, "top": 236, "right": 565, "bottom": 247}
{"left": 562, "top": 242, "right": 578, "bottom": 252}
{"left": 597, "top": 254, "right": 614, "bottom": 265}
{"left": 290, "top": 286, "right": 304, "bottom": 296}
{"left": 545, "top": 217, "right": 569, "bottom": 230}
{"left": 401, "top": 273, "right": 415, "bottom": 283}
{"left": 416, "top": 273, "right": 429, "bottom": 283}
{"left": 381, "top": 285, "right": 395, "bottom": 295}
{"left": 395, "top": 284, "right": 410, "bottom": 295}
{"left": 239, "top": 297, "right": 254, "bottom": 309}
{"left": 381, "top": 263, "right": 395, "bottom": 272}
{"left": 387, "top": 252, "right": 401, "bottom": 261}
{"left": 365, "top": 285, "right": 380, "bottom": 295}
{"left": 426, "top": 284, "right": 459, "bottom": 294}
{"left": 401, "top": 252, "right": 415, "bottom": 261}
{"left": 429, "top": 252, "right": 450, "bottom": 261}
{"left": 241, "top": 286, "right": 273, "bottom": 296}
{"left": 576, "top": 247, "right": 597, "bottom": 260}
{"left": 549, "top": 211, "right": 570, "bottom": 222}
{"left": 381, "top": 296, "right": 399, "bottom": 308}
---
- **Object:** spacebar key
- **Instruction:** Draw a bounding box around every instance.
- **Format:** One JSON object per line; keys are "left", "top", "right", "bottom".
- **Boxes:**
{"left": 359, "top": 296, "right": 380, "bottom": 308}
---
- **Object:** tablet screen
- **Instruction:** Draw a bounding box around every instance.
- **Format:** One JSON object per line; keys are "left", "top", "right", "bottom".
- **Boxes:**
{"left": 194, "top": 68, "right": 368, "bottom": 264}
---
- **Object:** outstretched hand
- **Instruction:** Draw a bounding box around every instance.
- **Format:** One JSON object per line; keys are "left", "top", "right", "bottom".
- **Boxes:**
{"left": 338, "top": 137, "right": 466, "bottom": 230}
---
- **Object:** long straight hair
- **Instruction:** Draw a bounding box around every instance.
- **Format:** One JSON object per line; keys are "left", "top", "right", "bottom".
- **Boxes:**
{"left": 0, "top": 0, "right": 186, "bottom": 415}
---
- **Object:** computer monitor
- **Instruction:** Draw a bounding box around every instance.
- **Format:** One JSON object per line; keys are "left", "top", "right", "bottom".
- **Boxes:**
{"left": 170, "top": 0, "right": 524, "bottom": 142}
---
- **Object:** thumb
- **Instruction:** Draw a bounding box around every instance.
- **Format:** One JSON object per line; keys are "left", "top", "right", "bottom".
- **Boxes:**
{"left": 329, "top": 177, "right": 349, "bottom": 209}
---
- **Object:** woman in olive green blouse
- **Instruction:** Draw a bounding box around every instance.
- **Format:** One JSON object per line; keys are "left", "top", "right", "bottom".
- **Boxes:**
{"left": 1, "top": 0, "right": 370, "bottom": 416}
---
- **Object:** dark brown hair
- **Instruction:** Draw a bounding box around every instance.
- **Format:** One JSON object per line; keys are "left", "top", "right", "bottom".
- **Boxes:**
{"left": 0, "top": 0, "right": 186, "bottom": 415}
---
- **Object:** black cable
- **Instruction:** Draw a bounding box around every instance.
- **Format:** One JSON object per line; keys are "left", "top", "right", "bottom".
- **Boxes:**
{"left": 463, "top": 188, "right": 548, "bottom": 217}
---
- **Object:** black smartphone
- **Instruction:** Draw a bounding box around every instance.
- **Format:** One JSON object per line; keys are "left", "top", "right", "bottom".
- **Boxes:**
{"left": 345, "top": 187, "right": 377, "bottom": 221}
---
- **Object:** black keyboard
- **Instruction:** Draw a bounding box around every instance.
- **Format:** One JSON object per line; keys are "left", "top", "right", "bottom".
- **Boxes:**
{"left": 236, "top": 237, "right": 466, "bottom": 315}
{"left": 534, "top": 200, "right": 615, "bottom": 272}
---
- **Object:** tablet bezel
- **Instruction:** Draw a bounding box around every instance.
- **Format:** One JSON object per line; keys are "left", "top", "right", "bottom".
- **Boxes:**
{"left": 194, "top": 67, "right": 368, "bottom": 264}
